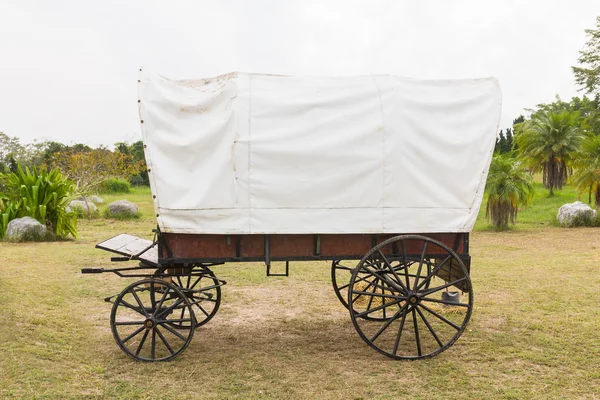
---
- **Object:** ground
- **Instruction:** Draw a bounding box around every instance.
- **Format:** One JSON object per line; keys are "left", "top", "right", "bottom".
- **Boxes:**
{"left": 0, "top": 188, "right": 599, "bottom": 399}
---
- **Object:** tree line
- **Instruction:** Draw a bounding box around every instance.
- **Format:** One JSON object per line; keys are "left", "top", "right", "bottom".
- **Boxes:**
{"left": 486, "top": 16, "right": 600, "bottom": 228}
{"left": 0, "top": 136, "right": 148, "bottom": 189}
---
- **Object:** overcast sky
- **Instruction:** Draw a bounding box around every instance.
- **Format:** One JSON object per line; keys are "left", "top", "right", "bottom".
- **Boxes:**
{"left": 1, "top": 0, "right": 598, "bottom": 147}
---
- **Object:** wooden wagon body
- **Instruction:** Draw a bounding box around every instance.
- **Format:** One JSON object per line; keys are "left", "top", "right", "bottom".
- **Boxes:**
{"left": 84, "top": 70, "right": 501, "bottom": 361}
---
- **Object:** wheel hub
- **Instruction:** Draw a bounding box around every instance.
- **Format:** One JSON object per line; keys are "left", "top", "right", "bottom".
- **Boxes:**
{"left": 144, "top": 318, "right": 155, "bottom": 329}
{"left": 408, "top": 294, "right": 420, "bottom": 305}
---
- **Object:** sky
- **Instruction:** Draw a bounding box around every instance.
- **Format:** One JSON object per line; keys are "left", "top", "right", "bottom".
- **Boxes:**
{"left": 0, "top": 0, "right": 598, "bottom": 148}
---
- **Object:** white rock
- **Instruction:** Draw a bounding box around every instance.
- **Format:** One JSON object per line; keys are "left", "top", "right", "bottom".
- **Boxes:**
{"left": 557, "top": 201, "right": 597, "bottom": 225}
{"left": 108, "top": 200, "right": 138, "bottom": 216}
{"left": 69, "top": 200, "right": 98, "bottom": 215}
{"left": 6, "top": 216, "right": 47, "bottom": 241}
{"left": 90, "top": 195, "right": 104, "bottom": 204}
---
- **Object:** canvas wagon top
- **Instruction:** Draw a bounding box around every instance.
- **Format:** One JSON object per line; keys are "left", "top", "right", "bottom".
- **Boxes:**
{"left": 138, "top": 70, "right": 501, "bottom": 235}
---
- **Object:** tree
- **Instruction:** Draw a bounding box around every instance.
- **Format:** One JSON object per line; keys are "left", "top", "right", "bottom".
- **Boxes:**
{"left": 485, "top": 154, "right": 534, "bottom": 229}
{"left": 515, "top": 111, "right": 583, "bottom": 196}
{"left": 505, "top": 128, "right": 513, "bottom": 152}
{"left": 114, "top": 140, "right": 149, "bottom": 186}
{"left": 0, "top": 132, "right": 26, "bottom": 172}
{"left": 573, "top": 16, "right": 600, "bottom": 97}
{"left": 51, "top": 149, "right": 143, "bottom": 195}
{"left": 494, "top": 129, "right": 507, "bottom": 154}
{"left": 572, "top": 135, "right": 600, "bottom": 207}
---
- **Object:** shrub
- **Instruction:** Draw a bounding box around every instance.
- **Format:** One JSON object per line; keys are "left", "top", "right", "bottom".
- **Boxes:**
{"left": 2, "top": 166, "right": 77, "bottom": 239}
{"left": 101, "top": 178, "right": 131, "bottom": 194}
{"left": 129, "top": 173, "right": 147, "bottom": 187}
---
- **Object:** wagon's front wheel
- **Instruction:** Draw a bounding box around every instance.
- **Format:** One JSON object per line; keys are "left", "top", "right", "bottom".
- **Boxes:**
{"left": 110, "top": 279, "right": 195, "bottom": 362}
{"left": 349, "top": 235, "right": 473, "bottom": 360}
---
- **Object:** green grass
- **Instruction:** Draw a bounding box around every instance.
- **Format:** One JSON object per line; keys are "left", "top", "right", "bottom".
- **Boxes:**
{"left": 1, "top": 186, "right": 599, "bottom": 399}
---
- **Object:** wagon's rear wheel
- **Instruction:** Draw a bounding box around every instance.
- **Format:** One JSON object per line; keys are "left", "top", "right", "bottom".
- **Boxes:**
{"left": 349, "top": 235, "right": 472, "bottom": 360}
{"left": 170, "top": 269, "right": 221, "bottom": 329}
{"left": 110, "top": 279, "right": 195, "bottom": 362}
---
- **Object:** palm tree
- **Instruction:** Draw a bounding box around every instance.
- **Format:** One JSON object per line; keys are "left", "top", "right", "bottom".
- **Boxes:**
{"left": 515, "top": 111, "right": 583, "bottom": 196}
{"left": 485, "top": 154, "right": 534, "bottom": 229}
{"left": 572, "top": 135, "right": 600, "bottom": 207}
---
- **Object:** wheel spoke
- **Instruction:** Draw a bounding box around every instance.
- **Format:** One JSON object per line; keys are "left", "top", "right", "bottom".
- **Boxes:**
{"left": 155, "top": 297, "right": 185, "bottom": 319}
{"left": 392, "top": 306, "right": 409, "bottom": 355}
{"left": 420, "top": 297, "right": 470, "bottom": 308}
{"left": 117, "top": 298, "right": 146, "bottom": 316}
{"left": 354, "top": 298, "right": 403, "bottom": 318}
{"left": 154, "top": 286, "right": 171, "bottom": 315}
{"left": 150, "top": 282, "right": 157, "bottom": 312}
{"left": 339, "top": 272, "right": 377, "bottom": 292}
{"left": 416, "top": 255, "right": 452, "bottom": 291}
{"left": 151, "top": 328, "right": 156, "bottom": 359}
{"left": 412, "top": 308, "right": 422, "bottom": 357}
{"left": 365, "top": 278, "right": 379, "bottom": 314}
{"left": 370, "top": 303, "right": 408, "bottom": 342}
{"left": 351, "top": 290, "right": 403, "bottom": 299}
{"left": 351, "top": 277, "right": 379, "bottom": 304}
{"left": 121, "top": 326, "right": 146, "bottom": 344}
{"left": 135, "top": 329, "right": 149, "bottom": 356}
{"left": 155, "top": 327, "right": 174, "bottom": 355}
{"left": 376, "top": 250, "right": 408, "bottom": 293}
{"left": 131, "top": 289, "right": 149, "bottom": 318}
{"left": 415, "top": 306, "right": 443, "bottom": 348}
{"left": 401, "top": 241, "right": 411, "bottom": 289}
{"left": 157, "top": 318, "right": 192, "bottom": 324}
{"left": 413, "top": 242, "right": 428, "bottom": 290}
{"left": 196, "top": 304, "right": 210, "bottom": 318}
{"left": 189, "top": 276, "right": 202, "bottom": 291}
{"left": 420, "top": 303, "right": 461, "bottom": 330}
{"left": 114, "top": 320, "right": 145, "bottom": 326}
{"left": 158, "top": 322, "right": 188, "bottom": 341}
{"left": 420, "top": 277, "right": 467, "bottom": 297}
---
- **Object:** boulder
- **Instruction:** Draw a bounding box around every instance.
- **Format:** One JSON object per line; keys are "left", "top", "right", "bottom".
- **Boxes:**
{"left": 108, "top": 200, "right": 138, "bottom": 217}
{"left": 5, "top": 216, "right": 47, "bottom": 241}
{"left": 557, "top": 201, "right": 597, "bottom": 225}
{"left": 69, "top": 200, "right": 98, "bottom": 216}
{"left": 90, "top": 195, "right": 104, "bottom": 205}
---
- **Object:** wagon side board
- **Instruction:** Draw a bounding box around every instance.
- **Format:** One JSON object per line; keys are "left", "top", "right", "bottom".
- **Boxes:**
{"left": 158, "top": 232, "right": 470, "bottom": 270}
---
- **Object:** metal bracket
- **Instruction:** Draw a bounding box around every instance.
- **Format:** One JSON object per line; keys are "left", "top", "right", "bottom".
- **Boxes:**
{"left": 266, "top": 261, "right": 290, "bottom": 277}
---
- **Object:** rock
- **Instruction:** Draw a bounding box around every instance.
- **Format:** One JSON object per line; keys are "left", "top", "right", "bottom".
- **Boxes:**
{"left": 5, "top": 216, "right": 47, "bottom": 241}
{"left": 69, "top": 200, "right": 98, "bottom": 216}
{"left": 108, "top": 200, "right": 138, "bottom": 217}
{"left": 90, "top": 195, "right": 104, "bottom": 204}
{"left": 557, "top": 201, "right": 597, "bottom": 225}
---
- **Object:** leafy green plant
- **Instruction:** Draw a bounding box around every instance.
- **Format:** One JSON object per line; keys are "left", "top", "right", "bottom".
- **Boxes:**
{"left": 515, "top": 111, "right": 583, "bottom": 196}
{"left": 485, "top": 154, "right": 535, "bottom": 229}
{"left": 572, "top": 135, "right": 600, "bottom": 207}
{"left": 0, "top": 197, "right": 21, "bottom": 239}
{"left": 5, "top": 166, "right": 77, "bottom": 238}
{"left": 101, "top": 178, "right": 131, "bottom": 194}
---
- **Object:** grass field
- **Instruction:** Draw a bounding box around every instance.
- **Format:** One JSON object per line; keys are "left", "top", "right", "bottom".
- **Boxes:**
{"left": 1, "top": 186, "right": 599, "bottom": 399}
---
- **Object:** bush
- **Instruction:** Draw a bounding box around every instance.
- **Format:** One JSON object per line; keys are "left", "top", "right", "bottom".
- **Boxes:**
{"left": 1, "top": 166, "right": 77, "bottom": 239}
{"left": 101, "top": 178, "right": 131, "bottom": 194}
{"left": 129, "top": 173, "right": 148, "bottom": 187}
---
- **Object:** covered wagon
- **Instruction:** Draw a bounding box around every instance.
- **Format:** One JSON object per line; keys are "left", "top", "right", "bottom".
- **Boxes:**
{"left": 83, "top": 70, "right": 501, "bottom": 361}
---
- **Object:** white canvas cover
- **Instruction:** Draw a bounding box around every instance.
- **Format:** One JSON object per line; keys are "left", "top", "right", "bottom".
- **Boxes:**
{"left": 138, "top": 70, "right": 501, "bottom": 234}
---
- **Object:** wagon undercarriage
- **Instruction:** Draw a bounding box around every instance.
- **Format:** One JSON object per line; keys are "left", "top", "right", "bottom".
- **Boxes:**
{"left": 83, "top": 231, "right": 473, "bottom": 362}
